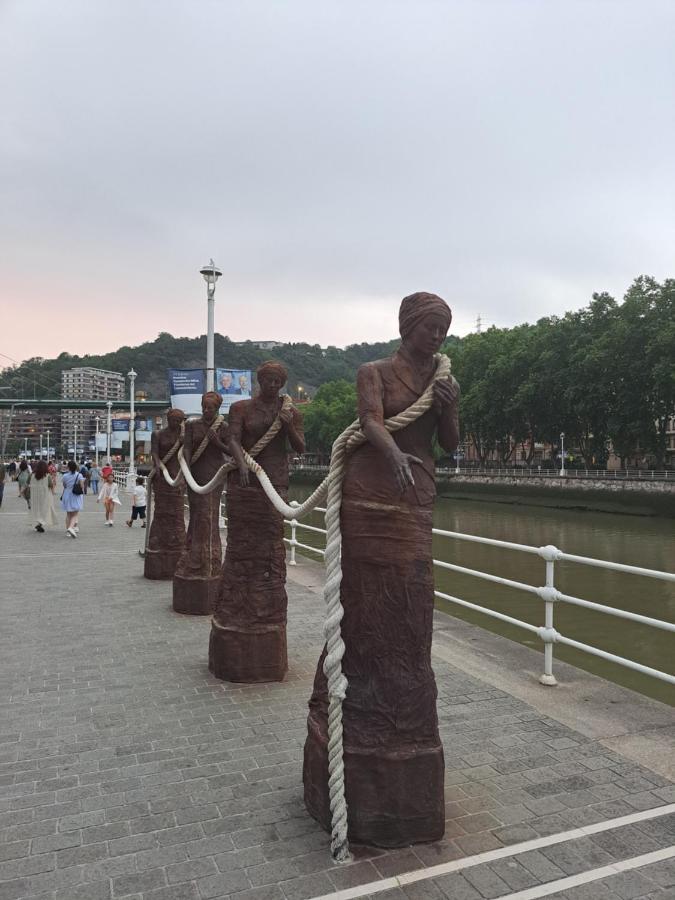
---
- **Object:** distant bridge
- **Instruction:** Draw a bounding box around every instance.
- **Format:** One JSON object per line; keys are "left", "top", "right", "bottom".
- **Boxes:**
{"left": 0, "top": 398, "right": 170, "bottom": 411}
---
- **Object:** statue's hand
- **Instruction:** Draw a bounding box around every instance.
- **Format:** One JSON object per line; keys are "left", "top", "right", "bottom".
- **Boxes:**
{"left": 279, "top": 407, "right": 293, "bottom": 425}
{"left": 387, "top": 448, "right": 423, "bottom": 494}
{"left": 238, "top": 464, "right": 250, "bottom": 487}
{"left": 433, "top": 376, "right": 460, "bottom": 413}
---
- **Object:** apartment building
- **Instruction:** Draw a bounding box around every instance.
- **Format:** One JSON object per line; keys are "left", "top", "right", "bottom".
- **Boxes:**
{"left": 61, "top": 367, "right": 125, "bottom": 454}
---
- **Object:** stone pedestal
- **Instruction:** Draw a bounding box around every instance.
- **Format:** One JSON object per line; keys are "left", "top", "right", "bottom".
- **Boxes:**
{"left": 303, "top": 717, "right": 445, "bottom": 848}
{"left": 144, "top": 549, "right": 182, "bottom": 581}
{"left": 172, "top": 575, "right": 219, "bottom": 616}
{"left": 209, "top": 622, "right": 287, "bottom": 682}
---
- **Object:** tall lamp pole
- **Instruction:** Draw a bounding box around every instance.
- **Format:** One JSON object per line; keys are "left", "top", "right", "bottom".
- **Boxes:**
{"left": 46, "top": 429, "right": 50, "bottom": 460}
{"left": 74, "top": 424, "right": 78, "bottom": 461}
{"left": 95, "top": 416, "right": 100, "bottom": 466}
{"left": 39, "top": 433, "right": 43, "bottom": 458}
{"left": 200, "top": 259, "right": 222, "bottom": 392}
{"left": 106, "top": 400, "right": 112, "bottom": 464}
{"left": 560, "top": 431, "right": 566, "bottom": 477}
{"left": 127, "top": 369, "right": 137, "bottom": 488}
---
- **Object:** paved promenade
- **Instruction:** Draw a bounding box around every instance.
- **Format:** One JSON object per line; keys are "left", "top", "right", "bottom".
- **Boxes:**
{"left": 1, "top": 492, "right": 675, "bottom": 900}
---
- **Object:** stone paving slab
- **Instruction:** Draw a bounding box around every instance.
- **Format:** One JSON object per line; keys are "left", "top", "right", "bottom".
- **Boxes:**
{"left": 0, "top": 496, "right": 674, "bottom": 900}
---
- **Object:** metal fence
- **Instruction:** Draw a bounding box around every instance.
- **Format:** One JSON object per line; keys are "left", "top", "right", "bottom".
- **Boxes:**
{"left": 290, "top": 465, "right": 674, "bottom": 481}
{"left": 280, "top": 509, "right": 675, "bottom": 688}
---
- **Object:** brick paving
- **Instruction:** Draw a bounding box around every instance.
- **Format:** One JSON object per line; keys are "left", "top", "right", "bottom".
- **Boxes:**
{"left": 0, "top": 494, "right": 674, "bottom": 899}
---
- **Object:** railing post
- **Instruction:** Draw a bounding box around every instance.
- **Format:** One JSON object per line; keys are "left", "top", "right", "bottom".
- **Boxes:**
{"left": 538, "top": 549, "right": 559, "bottom": 686}
{"left": 289, "top": 519, "right": 298, "bottom": 566}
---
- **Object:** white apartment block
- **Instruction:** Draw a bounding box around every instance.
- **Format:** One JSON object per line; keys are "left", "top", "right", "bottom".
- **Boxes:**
{"left": 61, "top": 367, "right": 125, "bottom": 454}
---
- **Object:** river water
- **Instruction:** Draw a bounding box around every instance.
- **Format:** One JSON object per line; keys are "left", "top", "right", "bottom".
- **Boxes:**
{"left": 288, "top": 483, "right": 675, "bottom": 706}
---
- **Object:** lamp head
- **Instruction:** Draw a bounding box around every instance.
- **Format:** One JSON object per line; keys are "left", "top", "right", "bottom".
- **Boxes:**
{"left": 200, "top": 258, "right": 222, "bottom": 286}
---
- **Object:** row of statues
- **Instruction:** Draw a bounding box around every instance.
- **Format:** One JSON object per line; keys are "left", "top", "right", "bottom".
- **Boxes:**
{"left": 142, "top": 292, "right": 460, "bottom": 850}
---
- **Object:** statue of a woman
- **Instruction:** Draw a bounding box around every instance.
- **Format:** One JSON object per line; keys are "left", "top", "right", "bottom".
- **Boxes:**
{"left": 303, "top": 293, "right": 460, "bottom": 848}
{"left": 144, "top": 408, "right": 186, "bottom": 579}
{"left": 210, "top": 361, "right": 305, "bottom": 682}
{"left": 173, "top": 392, "right": 229, "bottom": 615}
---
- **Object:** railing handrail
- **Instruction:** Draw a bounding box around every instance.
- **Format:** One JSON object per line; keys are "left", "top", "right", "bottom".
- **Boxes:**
{"left": 291, "top": 464, "right": 674, "bottom": 481}
{"left": 277, "top": 510, "right": 675, "bottom": 688}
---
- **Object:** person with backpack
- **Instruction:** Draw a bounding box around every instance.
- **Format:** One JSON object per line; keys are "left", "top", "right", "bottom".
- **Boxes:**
{"left": 61, "top": 460, "right": 85, "bottom": 538}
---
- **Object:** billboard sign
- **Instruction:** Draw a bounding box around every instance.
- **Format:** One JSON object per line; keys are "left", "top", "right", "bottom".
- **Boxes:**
{"left": 216, "top": 368, "right": 252, "bottom": 413}
{"left": 168, "top": 368, "right": 205, "bottom": 416}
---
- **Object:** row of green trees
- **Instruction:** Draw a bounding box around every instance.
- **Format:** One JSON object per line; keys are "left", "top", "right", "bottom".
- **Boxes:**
{"left": 303, "top": 278, "right": 675, "bottom": 467}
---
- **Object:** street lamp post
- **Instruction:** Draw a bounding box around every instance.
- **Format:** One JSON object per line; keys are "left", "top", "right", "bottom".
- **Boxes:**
{"left": 95, "top": 416, "right": 100, "bottom": 466}
{"left": 39, "top": 434, "right": 43, "bottom": 458}
{"left": 455, "top": 441, "right": 463, "bottom": 475}
{"left": 127, "top": 370, "right": 137, "bottom": 488}
{"left": 24, "top": 437, "right": 28, "bottom": 458}
{"left": 200, "top": 259, "right": 222, "bottom": 392}
{"left": 74, "top": 424, "right": 78, "bottom": 461}
{"left": 46, "top": 429, "right": 50, "bottom": 460}
{"left": 106, "top": 400, "right": 112, "bottom": 464}
{"left": 560, "top": 431, "right": 566, "bottom": 477}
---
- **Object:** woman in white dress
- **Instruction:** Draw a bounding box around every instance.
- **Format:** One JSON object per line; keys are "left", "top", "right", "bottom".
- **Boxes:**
{"left": 29, "top": 460, "right": 57, "bottom": 533}
{"left": 60, "top": 460, "right": 85, "bottom": 538}
{"left": 97, "top": 473, "right": 121, "bottom": 526}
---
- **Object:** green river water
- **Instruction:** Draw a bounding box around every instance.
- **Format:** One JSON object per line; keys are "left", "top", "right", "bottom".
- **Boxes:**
{"left": 288, "top": 484, "right": 675, "bottom": 707}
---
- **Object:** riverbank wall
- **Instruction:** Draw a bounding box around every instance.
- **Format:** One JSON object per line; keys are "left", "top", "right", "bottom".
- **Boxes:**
{"left": 290, "top": 469, "right": 675, "bottom": 517}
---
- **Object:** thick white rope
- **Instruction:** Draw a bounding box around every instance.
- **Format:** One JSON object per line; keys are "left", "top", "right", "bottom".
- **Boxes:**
{"left": 162, "top": 396, "right": 295, "bottom": 495}
{"left": 243, "top": 354, "right": 453, "bottom": 861}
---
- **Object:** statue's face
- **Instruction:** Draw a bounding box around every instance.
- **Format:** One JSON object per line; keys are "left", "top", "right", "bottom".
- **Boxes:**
{"left": 167, "top": 414, "right": 184, "bottom": 432}
{"left": 259, "top": 372, "right": 284, "bottom": 401}
{"left": 406, "top": 313, "right": 449, "bottom": 356}
{"left": 202, "top": 397, "right": 220, "bottom": 423}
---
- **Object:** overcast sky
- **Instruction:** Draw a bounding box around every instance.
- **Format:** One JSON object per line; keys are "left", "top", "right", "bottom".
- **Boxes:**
{"left": 1, "top": 0, "right": 674, "bottom": 365}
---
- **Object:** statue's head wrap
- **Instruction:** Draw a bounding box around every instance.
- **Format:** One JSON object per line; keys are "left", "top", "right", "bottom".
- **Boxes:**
{"left": 167, "top": 407, "right": 185, "bottom": 423}
{"left": 257, "top": 360, "right": 288, "bottom": 386}
{"left": 201, "top": 391, "right": 223, "bottom": 408}
{"left": 399, "top": 292, "right": 452, "bottom": 340}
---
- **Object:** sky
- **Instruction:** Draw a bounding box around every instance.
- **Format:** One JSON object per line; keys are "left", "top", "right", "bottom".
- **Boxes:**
{"left": 1, "top": 0, "right": 674, "bottom": 366}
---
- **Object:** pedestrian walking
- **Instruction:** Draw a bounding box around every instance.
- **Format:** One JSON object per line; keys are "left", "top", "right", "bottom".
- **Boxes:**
{"left": 126, "top": 476, "right": 147, "bottom": 528}
{"left": 29, "top": 460, "right": 57, "bottom": 533}
{"left": 0, "top": 461, "right": 6, "bottom": 508}
{"left": 89, "top": 463, "right": 100, "bottom": 496}
{"left": 97, "top": 473, "right": 120, "bottom": 526}
{"left": 61, "top": 459, "right": 85, "bottom": 538}
{"left": 80, "top": 462, "right": 90, "bottom": 495}
{"left": 17, "top": 461, "right": 31, "bottom": 509}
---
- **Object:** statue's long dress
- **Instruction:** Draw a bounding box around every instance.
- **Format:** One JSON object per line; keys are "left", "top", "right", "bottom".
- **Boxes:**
{"left": 172, "top": 419, "right": 228, "bottom": 615}
{"left": 304, "top": 352, "right": 445, "bottom": 848}
{"left": 210, "top": 398, "right": 303, "bottom": 682}
{"left": 144, "top": 430, "right": 186, "bottom": 580}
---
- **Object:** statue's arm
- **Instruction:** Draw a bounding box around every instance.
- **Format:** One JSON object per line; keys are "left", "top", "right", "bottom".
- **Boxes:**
{"left": 182, "top": 421, "right": 193, "bottom": 468}
{"left": 358, "top": 364, "right": 420, "bottom": 493}
{"left": 435, "top": 376, "right": 461, "bottom": 453}
{"left": 227, "top": 403, "right": 250, "bottom": 486}
{"left": 286, "top": 406, "right": 305, "bottom": 454}
{"left": 151, "top": 431, "right": 161, "bottom": 470}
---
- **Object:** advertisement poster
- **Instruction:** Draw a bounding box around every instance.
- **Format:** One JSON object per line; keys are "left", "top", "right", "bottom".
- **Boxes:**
{"left": 216, "top": 368, "right": 252, "bottom": 413}
{"left": 168, "top": 368, "right": 205, "bottom": 416}
{"left": 111, "top": 418, "right": 128, "bottom": 448}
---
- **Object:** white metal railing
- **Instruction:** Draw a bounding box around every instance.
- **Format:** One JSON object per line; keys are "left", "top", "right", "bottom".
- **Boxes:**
{"left": 280, "top": 511, "right": 675, "bottom": 688}
{"left": 291, "top": 465, "right": 674, "bottom": 481}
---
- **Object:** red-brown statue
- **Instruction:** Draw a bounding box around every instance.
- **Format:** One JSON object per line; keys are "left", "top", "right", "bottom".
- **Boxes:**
{"left": 210, "top": 361, "right": 305, "bottom": 682}
{"left": 304, "top": 293, "right": 460, "bottom": 848}
{"left": 173, "top": 392, "right": 229, "bottom": 615}
{"left": 144, "top": 408, "right": 186, "bottom": 580}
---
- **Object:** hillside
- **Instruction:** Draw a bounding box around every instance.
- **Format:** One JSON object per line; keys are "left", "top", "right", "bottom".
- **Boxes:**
{"left": 0, "top": 332, "right": 461, "bottom": 400}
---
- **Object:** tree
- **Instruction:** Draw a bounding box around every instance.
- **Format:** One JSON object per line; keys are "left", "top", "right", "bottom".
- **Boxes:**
{"left": 302, "top": 380, "right": 358, "bottom": 455}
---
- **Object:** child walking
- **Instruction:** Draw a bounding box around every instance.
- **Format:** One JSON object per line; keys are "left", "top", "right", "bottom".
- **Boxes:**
{"left": 97, "top": 473, "right": 120, "bottom": 526}
{"left": 127, "top": 476, "right": 147, "bottom": 528}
